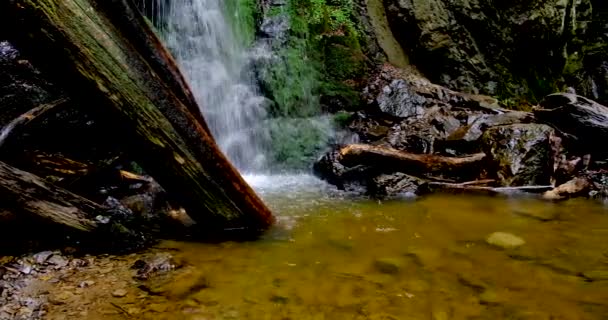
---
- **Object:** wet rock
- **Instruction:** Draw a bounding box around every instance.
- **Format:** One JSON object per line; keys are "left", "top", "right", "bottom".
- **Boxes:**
{"left": 378, "top": 79, "right": 430, "bottom": 118}
{"left": 147, "top": 303, "right": 168, "bottom": 313}
{"left": 486, "top": 232, "right": 525, "bottom": 249}
{"left": 112, "top": 289, "right": 128, "bottom": 298}
{"left": 348, "top": 111, "right": 396, "bottom": 143}
{"left": 382, "top": 0, "right": 602, "bottom": 102}
{"left": 482, "top": 124, "right": 555, "bottom": 186}
{"left": 581, "top": 270, "right": 608, "bottom": 282}
{"left": 479, "top": 289, "right": 504, "bottom": 305}
{"left": 373, "top": 258, "right": 402, "bottom": 274}
{"left": 32, "top": 251, "right": 54, "bottom": 265}
{"left": 536, "top": 93, "right": 608, "bottom": 153}
{"left": 313, "top": 148, "right": 369, "bottom": 193}
{"left": 79, "top": 280, "right": 95, "bottom": 288}
{"left": 47, "top": 255, "right": 69, "bottom": 268}
{"left": 49, "top": 291, "right": 72, "bottom": 305}
{"left": 386, "top": 109, "right": 461, "bottom": 153}
{"left": 269, "top": 294, "right": 289, "bottom": 304}
{"left": 445, "top": 111, "right": 533, "bottom": 150}
{"left": 368, "top": 173, "right": 427, "bottom": 198}
{"left": 132, "top": 253, "right": 179, "bottom": 280}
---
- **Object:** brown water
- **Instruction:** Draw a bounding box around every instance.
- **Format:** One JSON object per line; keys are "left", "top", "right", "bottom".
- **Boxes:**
{"left": 47, "top": 176, "right": 608, "bottom": 319}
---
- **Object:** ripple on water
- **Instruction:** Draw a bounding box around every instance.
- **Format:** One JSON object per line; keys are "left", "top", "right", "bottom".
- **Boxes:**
{"left": 42, "top": 186, "right": 608, "bottom": 319}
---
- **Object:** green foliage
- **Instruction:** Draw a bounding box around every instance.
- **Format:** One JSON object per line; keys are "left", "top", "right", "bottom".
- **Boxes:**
{"left": 307, "top": 0, "right": 358, "bottom": 35}
{"left": 258, "top": 0, "right": 368, "bottom": 168}
{"left": 332, "top": 111, "right": 353, "bottom": 127}
{"left": 223, "top": 0, "right": 258, "bottom": 46}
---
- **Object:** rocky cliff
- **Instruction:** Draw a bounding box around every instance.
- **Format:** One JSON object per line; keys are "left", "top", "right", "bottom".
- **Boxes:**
{"left": 381, "top": 0, "right": 608, "bottom": 106}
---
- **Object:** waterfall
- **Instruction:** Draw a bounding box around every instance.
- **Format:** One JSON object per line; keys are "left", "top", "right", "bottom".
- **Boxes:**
{"left": 144, "top": 0, "right": 269, "bottom": 173}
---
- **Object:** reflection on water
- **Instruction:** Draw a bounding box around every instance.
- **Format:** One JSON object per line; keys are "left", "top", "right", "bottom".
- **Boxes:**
{"left": 54, "top": 176, "right": 608, "bottom": 319}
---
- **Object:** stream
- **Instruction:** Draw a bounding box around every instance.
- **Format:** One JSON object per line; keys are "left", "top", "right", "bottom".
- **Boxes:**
{"left": 35, "top": 176, "right": 608, "bottom": 319}
{"left": 5, "top": 1, "right": 607, "bottom": 319}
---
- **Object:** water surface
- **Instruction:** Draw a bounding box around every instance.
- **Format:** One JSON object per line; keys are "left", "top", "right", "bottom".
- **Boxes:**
{"left": 50, "top": 176, "right": 608, "bottom": 319}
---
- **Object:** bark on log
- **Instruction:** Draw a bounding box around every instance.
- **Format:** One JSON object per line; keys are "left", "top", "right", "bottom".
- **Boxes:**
{"left": 339, "top": 144, "right": 486, "bottom": 178}
{"left": 0, "top": 0, "right": 273, "bottom": 233}
{"left": 0, "top": 160, "right": 102, "bottom": 232}
{"left": 535, "top": 93, "right": 608, "bottom": 152}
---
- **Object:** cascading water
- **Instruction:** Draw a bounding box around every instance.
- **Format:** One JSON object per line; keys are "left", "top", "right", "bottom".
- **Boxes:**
{"left": 144, "top": 0, "right": 269, "bottom": 173}
{"left": 138, "top": 0, "right": 343, "bottom": 193}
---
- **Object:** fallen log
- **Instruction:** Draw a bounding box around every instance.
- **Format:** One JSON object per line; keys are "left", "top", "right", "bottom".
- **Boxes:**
{"left": 0, "top": 160, "right": 109, "bottom": 232}
{"left": 535, "top": 93, "right": 608, "bottom": 153}
{"left": 1, "top": 0, "right": 273, "bottom": 233}
{"left": 313, "top": 144, "right": 487, "bottom": 188}
{"left": 428, "top": 182, "right": 554, "bottom": 196}
{"left": 339, "top": 144, "right": 486, "bottom": 178}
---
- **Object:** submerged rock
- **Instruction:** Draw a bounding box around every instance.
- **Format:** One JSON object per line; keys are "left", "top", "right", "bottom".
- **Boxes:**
{"left": 486, "top": 232, "right": 525, "bottom": 249}
{"left": 111, "top": 289, "right": 128, "bottom": 298}
{"left": 482, "top": 124, "right": 555, "bottom": 186}
{"left": 581, "top": 270, "right": 608, "bottom": 282}
{"left": 373, "top": 258, "right": 402, "bottom": 274}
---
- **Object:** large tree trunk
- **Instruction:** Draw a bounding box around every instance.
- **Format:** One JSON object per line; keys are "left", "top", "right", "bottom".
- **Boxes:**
{"left": 0, "top": 0, "right": 273, "bottom": 233}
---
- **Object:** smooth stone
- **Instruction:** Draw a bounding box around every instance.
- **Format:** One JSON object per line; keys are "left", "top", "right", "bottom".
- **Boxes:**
{"left": 79, "top": 280, "right": 95, "bottom": 288}
{"left": 373, "top": 258, "right": 402, "bottom": 274}
{"left": 47, "top": 255, "right": 69, "bottom": 268}
{"left": 486, "top": 232, "right": 525, "bottom": 249}
{"left": 479, "top": 290, "right": 503, "bottom": 305}
{"left": 112, "top": 289, "right": 128, "bottom": 298}
{"left": 33, "top": 251, "right": 54, "bottom": 264}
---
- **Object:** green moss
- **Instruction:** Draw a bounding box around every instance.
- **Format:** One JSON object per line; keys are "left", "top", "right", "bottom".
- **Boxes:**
{"left": 332, "top": 111, "right": 353, "bottom": 127}
{"left": 267, "top": 118, "right": 333, "bottom": 171}
{"left": 223, "top": 0, "right": 258, "bottom": 46}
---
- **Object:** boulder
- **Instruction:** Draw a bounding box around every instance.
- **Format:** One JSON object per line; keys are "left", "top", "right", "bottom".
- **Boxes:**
{"left": 482, "top": 124, "right": 555, "bottom": 186}
{"left": 377, "top": 79, "right": 431, "bottom": 118}
{"left": 535, "top": 93, "right": 608, "bottom": 153}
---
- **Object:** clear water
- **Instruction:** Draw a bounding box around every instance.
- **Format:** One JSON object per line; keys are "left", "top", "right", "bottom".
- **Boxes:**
{"left": 150, "top": 0, "right": 269, "bottom": 172}
{"left": 44, "top": 181, "right": 608, "bottom": 319}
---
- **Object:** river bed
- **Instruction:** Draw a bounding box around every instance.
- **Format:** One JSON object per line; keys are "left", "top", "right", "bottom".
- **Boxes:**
{"left": 16, "top": 176, "right": 608, "bottom": 319}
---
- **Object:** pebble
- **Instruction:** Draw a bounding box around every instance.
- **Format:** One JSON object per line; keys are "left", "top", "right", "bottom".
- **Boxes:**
{"left": 112, "top": 289, "right": 128, "bottom": 298}
{"left": 486, "top": 232, "right": 525, "bottom": 249}
{"left": 79, "top": 280, "right": 96, "bottom": 288}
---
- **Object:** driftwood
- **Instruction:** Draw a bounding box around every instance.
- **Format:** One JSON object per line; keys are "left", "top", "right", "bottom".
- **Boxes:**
{"left": 543, "top": 177, "right": 591, "bottom": 200}
{"left": 339, "top": 144, "right": 486, "bottom": 179}
{"left": 535, "top": 93, "right": 608, "bottom": 152}
{"left": 428, "top": 182, "right": 554, "bottom": 196}
{"left": 0, "top": 0, "right": 273, "bottom": 233}
{"left": 0, "top": 160, "right": 106, "bottom": 232}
